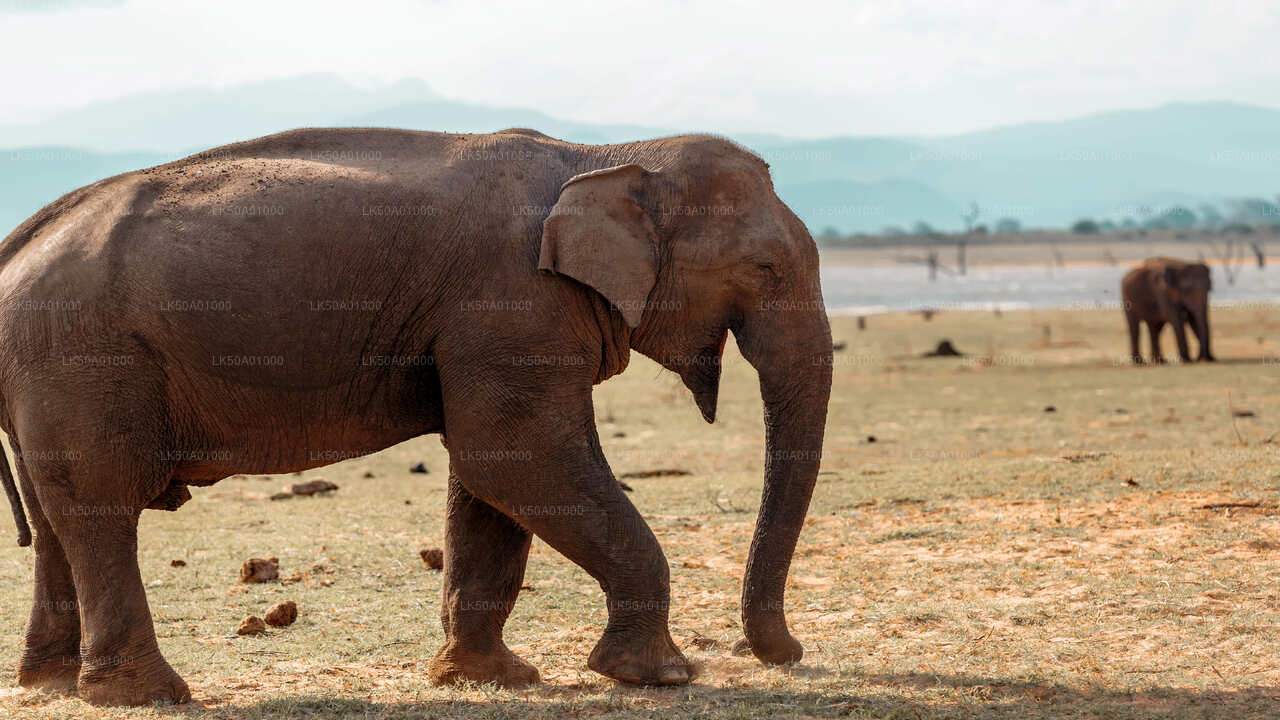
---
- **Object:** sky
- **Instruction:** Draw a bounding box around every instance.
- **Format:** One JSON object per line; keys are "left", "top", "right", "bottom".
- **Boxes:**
{"left": 1, "top": 0, "right": 1277, "bottom": 137}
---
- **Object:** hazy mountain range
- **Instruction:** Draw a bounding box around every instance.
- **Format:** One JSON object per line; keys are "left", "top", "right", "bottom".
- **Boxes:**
{"left": 3, "top": 74, "right": 1279, "bottom": 235}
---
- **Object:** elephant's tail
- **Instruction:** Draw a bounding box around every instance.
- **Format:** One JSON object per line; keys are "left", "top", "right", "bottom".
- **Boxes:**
{"left": 0, "top": 444, "right": 31, "bottom": 547}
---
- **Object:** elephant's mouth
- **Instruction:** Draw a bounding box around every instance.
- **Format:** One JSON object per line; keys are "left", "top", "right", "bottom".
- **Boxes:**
{"left": 678, "top": 329, "right": 727, "bottom": 423}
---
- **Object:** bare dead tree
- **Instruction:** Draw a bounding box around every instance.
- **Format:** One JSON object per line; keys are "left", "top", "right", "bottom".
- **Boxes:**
{"left": 959, "top": 202, "right": 979, "bottom": 275}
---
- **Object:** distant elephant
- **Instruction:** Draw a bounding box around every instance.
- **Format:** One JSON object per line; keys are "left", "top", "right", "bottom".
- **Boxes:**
{"left": 0, "top": 128, "right": 832, "bottom": 705}
{"left": 1121, "top": 258, "right": 1214, "bottom": 364}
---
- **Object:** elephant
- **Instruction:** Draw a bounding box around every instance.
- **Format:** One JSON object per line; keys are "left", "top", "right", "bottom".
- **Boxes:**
{"left": 0, "top": 127, "right": 832, "bottom": 705}
{"left": 1121, "top": 257, "right": 1214, "bottom": 364}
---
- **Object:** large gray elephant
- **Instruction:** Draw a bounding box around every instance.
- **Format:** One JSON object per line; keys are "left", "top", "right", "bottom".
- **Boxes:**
{"left": 0, "top": 128, "right": 832, "bottom": 705}
{"left": 1121, "top": 257, "right": 1214, "bottom": 364}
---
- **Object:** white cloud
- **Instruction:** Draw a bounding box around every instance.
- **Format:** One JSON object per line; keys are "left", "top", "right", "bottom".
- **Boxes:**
{"left": 0, "top": 0, "right": 1276, "bottom": 136}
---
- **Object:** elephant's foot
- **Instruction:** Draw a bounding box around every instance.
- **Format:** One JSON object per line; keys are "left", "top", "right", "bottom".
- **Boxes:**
{"left": 1201, "top": 353, "right": 1217, "bottom": 362}
{"left": 17, "top": 654, "right": 80, "bottom": 693}
{"left": 77, "top": 652, "right": 190, "bottom": 707}
{"left": 427, "top": 641, "right": 540, "bottom": 688}
{"left": 589, "top": 627, "right": 691, "bottom": 686}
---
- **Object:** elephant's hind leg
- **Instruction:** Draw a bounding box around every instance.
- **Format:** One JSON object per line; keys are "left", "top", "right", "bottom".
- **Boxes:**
{"left": 427, "top": 469, "right": 540, "bottom": 688}
{"left": 13, "top": 448, "right": 81, "bottom": 692}
{"left": 13, "top": 380, "right": 190, "bottom": 706}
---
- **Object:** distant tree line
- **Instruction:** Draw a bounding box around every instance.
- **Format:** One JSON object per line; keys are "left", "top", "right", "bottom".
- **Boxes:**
{"left": 814, "top": 195, "right": 1280, "bottom": 247}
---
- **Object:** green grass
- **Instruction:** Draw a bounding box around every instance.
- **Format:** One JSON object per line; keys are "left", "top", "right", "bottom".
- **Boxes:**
{"left": 1, "top": 305, "right": 1279, "bottom": 718}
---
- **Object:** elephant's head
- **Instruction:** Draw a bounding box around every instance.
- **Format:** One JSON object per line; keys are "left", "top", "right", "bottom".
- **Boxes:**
{"left": 539, "top": 136, "right": 832, "bottom": 665}
{"left": 1158, "top": 261, "right": 1212, "bottom": 338}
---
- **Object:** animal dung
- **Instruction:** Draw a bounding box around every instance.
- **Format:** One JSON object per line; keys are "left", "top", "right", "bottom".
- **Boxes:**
{"left": 409, "top": 462, "right": 430, "bottom": 474}
{"left": 237, "top": 616, "right": 267, "bottom": 636}
{"left": 420, "top": 548, "right": 444, "bottom": 571}
{"left": 264, "top": 600, "right": 298, "bottom": 627}
{"left": 922, "top": 340, "right": 964, "bottom": 357}
{"left": 240, "top": 557, "right": 280, "bottom": 583}
{"left": 270, "top": 479, "right": 340, "bottom": 500}
{"left": 289, "top": 479, "right": 339, "bottom": 496}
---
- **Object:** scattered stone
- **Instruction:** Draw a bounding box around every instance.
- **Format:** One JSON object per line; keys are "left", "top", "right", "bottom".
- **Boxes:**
{"left": 264, "top": 601, "right": 298, "bottom": 627}
{"left": 1044, "top": 405, "right": 1057, "bottom": 413}
{"left": 237, "top": 616, "right": 267, "bottom": 636}
{"left": 269, "top": 492, "right": 293, "bottom": 501}
{"left": 618, "top": 469, "right": 692, "bottom": 480}
{"left": 1232, "top": 409, "right": 1257, "bottom": 418}
{"left": 363, "top": 471, "right": 376, "bottom": 479}
{"left": 1124, "top": 478, "right": 1140, "bottom": 487}
{"left": 866, "top": 435, "right": 877, "bottom": 443}
{"left": 289, "top": 479, "right": 339, "bottom": 496}
{"left": 619, "top": 480, "right": 634, "bottom": 492}
{"left": 409, "top": 462, "right": 429, "bottom": 474}
{"left": 404, "top": 499, "right": 412, "bottom": 505}
{"left": 832, "top": 341, "right": 847, "bottom": 352}
{"left": 170, "top": 559, "right": 186, "bottom": 568}
{"left": 612, "top": 431, "right": 627, "bottom": 438}
{"left": 420, "top": 548, "right": 444, "bottom": 571}
{"left": 239, "top": 557, "right": 279, "bottom": 584}
{"left": 922, "top": 340, "right": 964, "bottom": 357}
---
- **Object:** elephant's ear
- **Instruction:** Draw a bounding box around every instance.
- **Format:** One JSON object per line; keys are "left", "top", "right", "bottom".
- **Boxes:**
{"left": 539, "top": 164, "right": 658, "bottom": 328}
{"left": 1163, "top": 267, "right": 1181, "bottom": 302}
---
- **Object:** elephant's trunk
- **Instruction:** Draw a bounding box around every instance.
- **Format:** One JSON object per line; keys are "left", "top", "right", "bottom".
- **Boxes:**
{"left": 734, "top": 295, "right": 832, "bottom": 665}
{"left": 1192, "top": 303, "right": 1213, "bottom": 359}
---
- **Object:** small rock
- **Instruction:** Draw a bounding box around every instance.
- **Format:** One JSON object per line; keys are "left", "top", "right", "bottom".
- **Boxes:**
{"left": 409, "top": 462, "right": 429, "bottom": 474}
{"left": 269, "top": 492, "right": 294, "bottom": 501}
{"left": 237, "top": 616, "right": 267, "bottom": 636}
{"left": 612, "top": 431, "right": 627, "bottom": 438}
{"left": 1232, "top": 409, "right": 1256, "bottom": 418}
{"left": 832, "top": 341, "right": 848, "bottom": 352}
{"left": 170, "top": 559, "right": 186, "bottom": 568}
{"left": 866, "top": 435, "right": 877, "bottom": 443}
{"left": 240, "top": 557, "right": 279, "bottom": 584}
{"left": 289, "top": 479, "right": 339, "bottom": 496}
{"left": 264, "top": 601, "right": 298, "bottom": 627}
{"left": 363, "top": 471, "right": 376, "bottom": 479}
{"left": 404, "top": 499, "right": 412, "bottom": 505}
{"left": 1044, "top": 405, "right": 1057, "bottom": 413}
{"left": 1124, "top": 478, "right": 1140, "bottom": 487}
{"left": 619, "top": 480, "right": 634, "bottom": 492}
{"left": 420, "top": 548, "right": 444, "bottom": 571}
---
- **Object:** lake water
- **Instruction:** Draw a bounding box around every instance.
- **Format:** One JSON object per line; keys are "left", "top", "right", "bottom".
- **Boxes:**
{"left": 820, "top": 262, "right": 1280, "bottom": 314}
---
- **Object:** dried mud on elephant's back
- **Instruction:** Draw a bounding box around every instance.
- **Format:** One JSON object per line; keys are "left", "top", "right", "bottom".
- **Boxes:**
{"left": 1, "top": 305, "right": 1279, "bottom": 719}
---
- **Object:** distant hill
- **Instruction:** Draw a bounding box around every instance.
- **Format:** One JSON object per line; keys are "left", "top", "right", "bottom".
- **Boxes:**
{"left": 2, "top": 75, "right": 1279, "bottom": 235}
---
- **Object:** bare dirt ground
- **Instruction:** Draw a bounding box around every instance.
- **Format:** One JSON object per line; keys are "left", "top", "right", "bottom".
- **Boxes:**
{"left": 1, "top": 305, "right": 1278, "bottom": 719}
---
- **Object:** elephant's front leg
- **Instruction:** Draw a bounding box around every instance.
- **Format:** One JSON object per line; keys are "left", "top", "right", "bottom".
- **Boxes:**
{"left": 14, "top": 453, "right": 82, "bottom": 692}
{"left": 427, "top": 469, "right": 540, "bottom": 687}
{"left": 440, "top": 374, "right": 690, "bottom": 686}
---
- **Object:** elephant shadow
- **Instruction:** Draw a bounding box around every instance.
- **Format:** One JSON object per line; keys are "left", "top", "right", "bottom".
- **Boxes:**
{"left": 164, "top": 670, "right": 1276, "bottom": 719}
